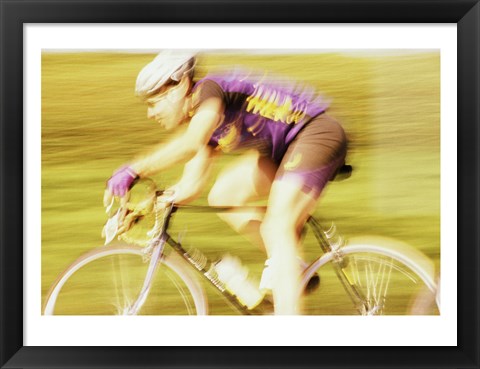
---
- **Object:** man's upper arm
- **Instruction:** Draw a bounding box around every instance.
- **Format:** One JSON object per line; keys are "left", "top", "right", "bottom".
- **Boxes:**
{"left": 184, "top": 80, "right": 225, "bottom": 149}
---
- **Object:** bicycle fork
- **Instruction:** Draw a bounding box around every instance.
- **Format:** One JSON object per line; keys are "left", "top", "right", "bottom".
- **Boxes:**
{"left": 123, "top": 237, "right": 166, "bottom": 315}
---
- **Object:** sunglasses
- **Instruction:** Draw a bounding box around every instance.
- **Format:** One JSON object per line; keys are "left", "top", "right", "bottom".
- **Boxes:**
{"left": 146, "top": 78, "right": 188, "bottom": 105}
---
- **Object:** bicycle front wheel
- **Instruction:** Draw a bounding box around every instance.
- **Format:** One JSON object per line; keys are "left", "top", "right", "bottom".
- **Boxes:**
{"left": 301, "top": 237, "right": 439, "bottom": 315}
{"left": 43, "top": 244, "right": 208, "bottom": 315}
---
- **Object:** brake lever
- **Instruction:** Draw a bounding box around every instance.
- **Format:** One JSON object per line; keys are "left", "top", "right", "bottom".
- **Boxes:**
{"left": 105, "top": 197, "right": 114, "bottom": 214}
{"left": 103, "top": 209, "right": 120, "bottom": 245}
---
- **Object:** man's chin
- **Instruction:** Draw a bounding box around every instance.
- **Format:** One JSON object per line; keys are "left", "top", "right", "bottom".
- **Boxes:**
{"left": 163, "top": 124, "right": 178, "bottom": 131}
{"left": 165, "top": 119, "right": 188, "bottom": 131}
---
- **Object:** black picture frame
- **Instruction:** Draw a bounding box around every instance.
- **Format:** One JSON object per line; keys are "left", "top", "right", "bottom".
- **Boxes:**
{"left": 1, "top": 1, "right": 479, "bottom": 368}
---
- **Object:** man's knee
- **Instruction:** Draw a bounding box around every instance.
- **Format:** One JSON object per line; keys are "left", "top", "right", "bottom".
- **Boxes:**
{"left": 207, "top": 182, "right": 225, "bottom": 207}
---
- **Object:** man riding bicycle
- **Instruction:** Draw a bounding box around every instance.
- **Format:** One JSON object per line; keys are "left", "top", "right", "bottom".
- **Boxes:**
{"left": 105, "top": 50, "right": 347, "bottom": 315}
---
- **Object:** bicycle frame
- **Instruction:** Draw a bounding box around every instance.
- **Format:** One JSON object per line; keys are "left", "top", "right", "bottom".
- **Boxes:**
{"left": 123, "top": 201, "right": 269, "bottom": 315}
{"left": 123, "top": 195, "right": 371, "bottom": 316}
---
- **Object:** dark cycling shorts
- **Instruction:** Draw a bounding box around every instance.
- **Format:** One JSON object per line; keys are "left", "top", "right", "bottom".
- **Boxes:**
{"left": 276, "top": 114, "right": 347, "bottom": 199}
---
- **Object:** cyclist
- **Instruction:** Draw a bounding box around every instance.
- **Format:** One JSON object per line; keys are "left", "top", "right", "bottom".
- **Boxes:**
{"left": 105, "top": 50, "right": 347, "bottom": 315}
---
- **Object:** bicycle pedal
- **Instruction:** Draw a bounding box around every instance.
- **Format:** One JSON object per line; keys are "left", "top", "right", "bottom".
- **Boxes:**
{"left": 303, "top": 273, "right": 320, "bottom": 295}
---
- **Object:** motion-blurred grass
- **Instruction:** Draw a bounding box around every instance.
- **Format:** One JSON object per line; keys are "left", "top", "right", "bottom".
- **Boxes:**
{"left": 42, "top": 51, "right": 440, "bottom": 315}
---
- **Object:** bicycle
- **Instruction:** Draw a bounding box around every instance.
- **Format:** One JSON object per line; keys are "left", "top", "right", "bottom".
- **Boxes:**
{"left": 43, "top": 173, "right": 440, "bottom": 316}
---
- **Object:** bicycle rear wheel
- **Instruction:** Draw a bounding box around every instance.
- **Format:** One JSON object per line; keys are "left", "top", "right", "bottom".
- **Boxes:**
{"left": 43, "top": 244, "right": 208, "bottom": 315}
{"left": 301, "top": 237, "right": 439, "bottom": 315}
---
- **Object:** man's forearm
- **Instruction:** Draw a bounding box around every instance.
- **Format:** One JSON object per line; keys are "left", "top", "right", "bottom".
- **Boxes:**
{"left": 130, "top": 137, "right": 197, "bottom": 177}
{"left": 170, "top": 146, "right": 215, "bottom": 203}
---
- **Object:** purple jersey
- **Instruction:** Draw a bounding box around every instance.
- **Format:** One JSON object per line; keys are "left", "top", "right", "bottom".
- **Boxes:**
{"left": 191, "top": 71, "right": 329, "bottom": 163}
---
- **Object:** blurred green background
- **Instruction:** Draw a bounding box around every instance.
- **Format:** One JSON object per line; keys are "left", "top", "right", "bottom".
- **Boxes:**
{"left": 42, "top": 51, "right": 440, "bottom": 315}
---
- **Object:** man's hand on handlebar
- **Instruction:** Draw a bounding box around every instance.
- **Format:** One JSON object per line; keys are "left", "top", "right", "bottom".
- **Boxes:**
{"left": 103, "top": 166, "right": 143, "bottom": 244}
{"left": 104, "top": 165, "right": 138, "bottom": 209}
{"left": 159, "top": 181, "right": 202, "bottom": 205}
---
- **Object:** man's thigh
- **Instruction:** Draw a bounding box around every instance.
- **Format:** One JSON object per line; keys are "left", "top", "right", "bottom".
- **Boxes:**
{"left": 210, "top": 149, "right": 277, "bottom": 203}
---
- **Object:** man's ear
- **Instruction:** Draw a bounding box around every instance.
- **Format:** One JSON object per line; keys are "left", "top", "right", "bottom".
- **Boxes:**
{"left": 178, "top": 75, "right": 192, "bottom": 97}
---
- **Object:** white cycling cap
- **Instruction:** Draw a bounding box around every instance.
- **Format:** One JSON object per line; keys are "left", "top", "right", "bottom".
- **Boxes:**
{"left": 135, "top": 50, "right": 196, "bottom": 98}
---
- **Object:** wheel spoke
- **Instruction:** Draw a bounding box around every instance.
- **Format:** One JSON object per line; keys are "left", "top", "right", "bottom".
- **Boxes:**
{"left": 372, "top": 259, "right": 385, "bottom": 309}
